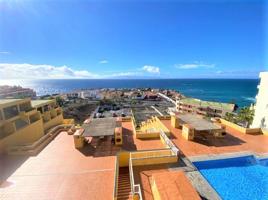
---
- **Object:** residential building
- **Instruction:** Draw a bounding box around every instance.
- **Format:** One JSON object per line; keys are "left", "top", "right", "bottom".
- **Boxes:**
{"left": 1, "top": 109, "right": 267, "bottom": 200}
{"left": 176, "top": 97, "right": 236, "bottom": 117}
{"left": 0, "top": 98, "right": 65, "bottom": 154}
{"left": 0, "top": 85, "right": 36, "bottom": 99}
{"left": 79, "top": 90, "right": 101, "bottom": 99}
{"left": 251, "top": 72, "right": 268, "bottom": 129}
{"left": 31, "top": 99, "right": 64, "bottom": 131}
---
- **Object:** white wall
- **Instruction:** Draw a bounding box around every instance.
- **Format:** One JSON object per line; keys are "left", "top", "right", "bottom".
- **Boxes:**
{"left": 251, "top": 72, "right": 268, "bottom": 129}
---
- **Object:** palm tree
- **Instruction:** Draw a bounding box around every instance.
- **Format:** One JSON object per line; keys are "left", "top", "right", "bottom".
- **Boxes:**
{"left": 224, "top": 112, "right": 236, "bottom": 123}
{"left": 237, "top": 107, "right": 254, "bottom": 128}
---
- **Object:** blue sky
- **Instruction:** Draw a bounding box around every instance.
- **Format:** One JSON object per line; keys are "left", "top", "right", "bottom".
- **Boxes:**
{"left": 0, "top": 0, "right": 267, "bottom": 79}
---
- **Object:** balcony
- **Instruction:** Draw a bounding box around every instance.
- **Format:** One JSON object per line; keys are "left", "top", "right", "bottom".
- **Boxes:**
{"left": 56, "top": 107, "right": 62, "bottom": 116}
{"left": 50, "top": 109, "right": 57, "bottom": 119}
{"left": 0, "top": 122, "right": 16, "bottom": 139}
{"left": 42, "top": 111, "right": 51, "bottom": 123}
{"left": 14, "top": 118, "right": 29, "bottom": 130}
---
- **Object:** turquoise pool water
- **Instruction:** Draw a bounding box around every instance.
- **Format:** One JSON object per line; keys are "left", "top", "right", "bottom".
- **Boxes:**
{"left": 194, "top": 156, "right": 268, "bottom": 200}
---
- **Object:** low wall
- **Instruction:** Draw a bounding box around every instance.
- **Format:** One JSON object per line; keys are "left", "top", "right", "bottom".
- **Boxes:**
{"left": 220, "top": 118, "right": 261, "bottom": 135}
{"left": 118, "top": 151, "right": 130, "bottom": 167}
{"left": 262, "top": 129, "right": 268, "bottom": 136}
{"left": 132, "top": 155, "right": 177, "bottom": 166}
{"left": 63, "top": 118, "right": 74, "bottom": 124}
{"left": 135, "top": 131, "right": 160, "bottom": 139}
{"left": 121, "top": 117, "right": 132, "bottom": 122}
{"left": 131, "top": 149, "right": 172, "bottom": 159}
{"left": 155, "top": 117, "right": 171, "bottom": 136}
{"left": 0, "top": 119, "right": 44, "bottom": 154}
{"left": 44, "top": 114, "right": 64, "bottom": 131}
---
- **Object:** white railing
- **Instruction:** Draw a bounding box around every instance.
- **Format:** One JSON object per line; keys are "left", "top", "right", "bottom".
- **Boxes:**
{"left": 113, "top": 156, "right": 119, "bottom": 200}
{"left": 127, "top": 129, "right": 179, "bottom": 200}
{"left": 159, "top": 129, "right": 179, "bottom": 156}
{"left": 129, "top": 154, "right": 143, "bottom": 200}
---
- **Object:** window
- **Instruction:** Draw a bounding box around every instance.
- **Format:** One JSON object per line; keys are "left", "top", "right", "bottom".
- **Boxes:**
{"left": 3, "top": 105, "right": 19, "bottom": 119}
{"left": 19, "top": 102, "right": 32, "bottom": 112}
{"left": 37, "top": 107, "right": 43, "bottom": 113}
{"left": 44, "top": 105, "right": 50, "bottom": 112}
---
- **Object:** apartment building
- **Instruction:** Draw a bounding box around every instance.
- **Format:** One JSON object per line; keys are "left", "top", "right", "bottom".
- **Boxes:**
{"left": 0, "top": 98, "right": 64, "bottom": 154}
{"left": 31, "top": 99, "right": 64, "bottom": 131}
{"left": 251, "top": 72, "right": 268, "bottom": 129}
{"left": 176, "top": 97, "right": 236, "bottom": 117}
{"left": 0, "top": 85, "right": 36, "bottom": 99}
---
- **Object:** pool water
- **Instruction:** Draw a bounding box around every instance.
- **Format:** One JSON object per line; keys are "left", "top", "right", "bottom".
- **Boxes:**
{"left": 193, "top": 156, "right": 268, "bottom": 200}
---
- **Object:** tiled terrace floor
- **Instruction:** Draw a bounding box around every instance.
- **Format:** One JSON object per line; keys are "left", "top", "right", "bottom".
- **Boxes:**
{"left": 0, "top": 132, "right": 116, "bottom": 200}
{"left": 122, "top": 121, "right": 164, "bottom": 151}
{"left": 161, "top": 119, "right": 268, "bottom": 157}
{"left": 133, "top": 164, "right": 171, "bottom": 200}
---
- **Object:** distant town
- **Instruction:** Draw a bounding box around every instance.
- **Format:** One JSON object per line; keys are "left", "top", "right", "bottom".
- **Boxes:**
{"left": 0, "top": 85, "right": 238, "bottom": 125}
{"left": 0, "top": 72, "right": 267, "bottom": 200}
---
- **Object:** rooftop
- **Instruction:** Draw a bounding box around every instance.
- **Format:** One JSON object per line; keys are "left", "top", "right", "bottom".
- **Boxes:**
{"left": 121, "top": 121, "right": 164, "bottom": 151}
{"left": 152, "top": 171, "right": 201, "bottom": 200}
{"left": 178, "top": 98, "right": 235, "bottom": 111}
{"left": 82, "top": 117, "right": 119, "bottom": 137}
{"left": 0, "top": 99, "right": 25, "bottom": 106}
{"left": 161, "top": 119, "right": 268, "bottom": 157}
{"left": 177, "top": 114, "right": 221, "bottom": 131}
{"left": 0, "top": 132, "right": 116, "bottom": 200}
{"left": 31, "top": 99, "right": 55, "bottom": 108}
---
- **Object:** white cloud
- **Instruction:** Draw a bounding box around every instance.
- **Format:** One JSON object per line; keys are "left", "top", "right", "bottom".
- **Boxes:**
{"left": 99, "top": 60, "right": 108, "bottom": 64}
{"left": 142, "top": 65, "right": 160, "bottom": 74}
{"left": 0, "top": 63, "right": 163, "bottom": 79}
{"left": 0, "top": 51, "right": 10, "bottom": 54}
{"left": 175, "top": 61, "right": 215, "bottom": 69}
{"left": 0, "top": 63, "right": 98, "bottom": 79}
{"left": 110, "top": 72, "right": 139, "bottom": 77}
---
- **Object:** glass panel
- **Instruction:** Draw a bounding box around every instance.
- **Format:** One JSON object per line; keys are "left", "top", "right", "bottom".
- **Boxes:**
{"left": 3, "top": 105, "right": 19, "bottom": 119}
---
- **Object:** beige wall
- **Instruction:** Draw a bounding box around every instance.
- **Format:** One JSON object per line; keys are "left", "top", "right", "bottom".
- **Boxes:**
{"left": 43, "top": 114, "right": 63, "bottom": 131}
{"left": 0, "top": 119, "right": 44, "bottom": 154}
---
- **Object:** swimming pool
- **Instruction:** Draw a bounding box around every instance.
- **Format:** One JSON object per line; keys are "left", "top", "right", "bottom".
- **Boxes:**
{"left": 193, "top": 156, "right": 268, "bottom": 200}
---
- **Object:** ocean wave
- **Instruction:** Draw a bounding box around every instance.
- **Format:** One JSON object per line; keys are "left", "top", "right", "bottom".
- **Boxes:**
{"left": 242, "top": 96, "right": 256, "bottom": 102}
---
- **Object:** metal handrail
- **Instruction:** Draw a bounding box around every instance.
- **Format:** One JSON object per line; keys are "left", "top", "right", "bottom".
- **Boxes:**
{"left": 129, "top": 153, "right": 143, "bottom": 200}
{"left": 113, "top": 155, "right": 119, "bottom": 199}
{"left": 159, "top": 129, "right": 179, "bottom": 156}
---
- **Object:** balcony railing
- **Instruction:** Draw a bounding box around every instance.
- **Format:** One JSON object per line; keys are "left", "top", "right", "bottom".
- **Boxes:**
{"left": 113, "top": 156, "right": 119, "bottom": 200}
{"left": 129, "top": 154, "right": 143, "bottom": 200}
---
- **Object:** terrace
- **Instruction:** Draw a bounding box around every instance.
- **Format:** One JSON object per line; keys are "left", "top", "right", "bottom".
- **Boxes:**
{"left": 161, "top": 118, "right": 268, "bottom": 157}
{"left": 0, "top": 132, "right": 116, "bottom": 200}
{"left": 2, "top": 113, "right": 268, "bottom": 200}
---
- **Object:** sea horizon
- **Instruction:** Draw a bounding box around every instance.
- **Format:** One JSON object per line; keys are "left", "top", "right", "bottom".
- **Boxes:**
{"left": 0, "top": 78, "right": 258, "bottom": 108}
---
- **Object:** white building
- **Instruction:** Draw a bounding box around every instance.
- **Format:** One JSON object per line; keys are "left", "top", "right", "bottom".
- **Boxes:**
{"left": 251, "top": 72, "right": 268, "bottom": 129}
{"left": 79, "top": 90, "right": 101, "bottom": 99}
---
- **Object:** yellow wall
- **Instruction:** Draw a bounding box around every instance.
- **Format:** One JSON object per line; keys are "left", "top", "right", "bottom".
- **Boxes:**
{"left": 171, "top": 115, "right": 179, "bottom": 128}
{"left": 136, "top": 131, "right": 160, "bottom": 139}
{"left": 131, "top": 150, "right": 172, "bottom": 159}
{"left": 132, "top": 156, "right": 177, "bottom": 166}
{"left": 182, "top": 124, "right": 195, "bottom": 140}
{"left": 151, "top": 179, "right": 161, "bottom": 200}
{"left": 155, "top": 117, "right": 171, "bottom": 136}
{"left": 262, "top": 129, "right": 268, "bottom": 136}
{"left": 0, "top": 119, "right": 44, "bottom": 154}
{"left": 63, "top": 118, "right": 75, "bottom": 124}
{"left": 118, "top": 151, "right": 130, "bottom": 167}
{"left": 43, "top": 114, "right": 63, "bottom": 131}
{"left": 220, "top": 118, "right": 261, "bottom": 134}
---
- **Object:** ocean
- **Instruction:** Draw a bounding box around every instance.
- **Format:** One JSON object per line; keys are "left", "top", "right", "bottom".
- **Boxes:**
{"left": 0, "top": 79, "right": 258, "bottom": 108}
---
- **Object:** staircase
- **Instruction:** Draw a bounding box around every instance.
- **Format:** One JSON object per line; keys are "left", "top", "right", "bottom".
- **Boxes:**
{"left": 117, "top": 167, "right": 132, "bottom": 200}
